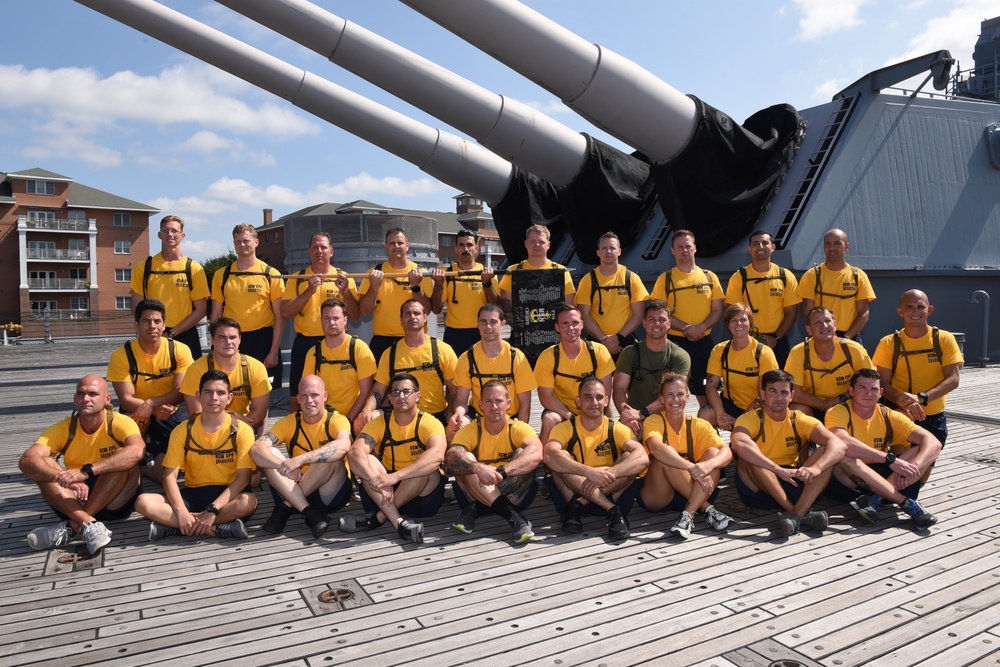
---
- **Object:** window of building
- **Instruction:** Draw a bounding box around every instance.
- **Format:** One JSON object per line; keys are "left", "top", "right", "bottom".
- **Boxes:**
{"left": 68, "top": 239, "right": 86, "bottom": 251}
{"left": 27, "top": 180, "right": 55, "bottom": 195}
{"left": 441, "top": 235, "right": 454, "bottom": 247}
{"left": 116, "top": 296, "right": 132, "bottom": 311}
{"left": 27, "top": 240, "right": 55, "bottom": 257}
{"left": 31, "top": 301, "right": 58, "bottom": 313}
{"left": 114, "top": 240, "right": 132, "bottom": 254}
{"left": 70, "top": 297, "right": 88, "bottom": 310}
{"left": 485, "top": 219, "right": 496, "bottom": 230}
{"left": 69, "top": 268, "right": 87, "bottom": 280}
{"left": 27, "top": 211, "right": 56, "bottom": 223}
{"left": 68, "top": 210, "right": 87, "bottom": 224}
{"left": 115, "top": 268, "right": 131, "bottom": 282}
{"left": 114, "top": 213, "right": 131, "bottom": 227}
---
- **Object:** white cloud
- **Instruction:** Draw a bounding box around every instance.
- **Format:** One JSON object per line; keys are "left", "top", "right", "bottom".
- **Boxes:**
{"left": 811, "top": 78, "right": 849, "bottom": 103}
{"left": 313, "top": 173, "right": 451, "bottom": 200}
{"left": 890, "top": 0, "right": 996, "bottom": 66}
{"left": 176, "top": 131, "right": 276, "bottom": 167}
{"left": 794, "top": 0, "right": 868, "bottom": 41}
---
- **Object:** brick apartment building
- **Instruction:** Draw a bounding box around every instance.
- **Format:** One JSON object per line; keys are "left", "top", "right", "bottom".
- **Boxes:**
{"left": 0, "top": 168, "right": 158, "bottom": 338}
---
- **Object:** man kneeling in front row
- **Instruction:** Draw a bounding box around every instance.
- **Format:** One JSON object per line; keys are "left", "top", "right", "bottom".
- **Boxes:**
{"left": 20, "top": 375, "right": 145, "bottom": 555}
{"left": 135, "top": 370, "right": 258, "bottom": 540}
{"left": 447, "top": 380, "right": 542, "bottom": 543}
{"left": 825, "top": 369, "right": 940, "bottom": 528}
{"left": 251, "top": 375, "right": 353, "bottom": 539}
{"left": 730, "top": 369, "right": 847, "bottom": 536}
{"left": 339, "top": 373, "right": 447, "bottom": 544}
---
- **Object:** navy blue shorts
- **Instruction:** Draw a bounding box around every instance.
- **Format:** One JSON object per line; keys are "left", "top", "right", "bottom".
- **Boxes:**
{"left": 636, "top": 477, "right": 720, "bottom": 513}
{"left": 825, "top": 462, "right": 924, "bottom": 501}
{"left": 453, "top": 476, "right": 539, "bottom": 510}
{"left": 669, "top": 334, "right": 714, "bottom": 396}
{"left": 359, "top": 473, "right": 446, "bottom": 518}
{"left": 735, "top": 468, "right": 803, "bottom": 510}
{"left": 443, "top": 327, "right": 480, "bottom": 358}
{"left": 289, "top": 334, "right": 324, "bottom": 396}
{"left": 268, "top": 476, "right": 353, "bottom": 513}
{"left": 240, "top": 326, "right": 283, "bottom": 391}
{"left": 52, "top": 475, "right": 140, "bottom": 523}
{"left": 545, "top": 475, "right": 642, "bottom": 515}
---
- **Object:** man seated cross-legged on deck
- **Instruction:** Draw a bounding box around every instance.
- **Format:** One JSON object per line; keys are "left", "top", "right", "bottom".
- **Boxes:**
{"left": 447, "top": 380, "right": 542, "bottom": 544}
{"left": 340, "top": 373, "right": 447, "bottom": 544}
{"left": 135, "top": 370, "right": 258, "bottom": 541}
{"left": 20, "top": 375, "right": 145, "bottom": 556}
{"left": 638, "top": 374, "right": 734, "bottom": 540}
{"left": 730, "top": 370, "right": 847, "bottom": 537}
{"left": 543, "top": 377, "right": 649, "bottom": 542}
{"left": 251, "top": 375, "right": 353, "bottom": 539}
{"left": 824, "top": 369, "right": 941, "bottom": 529}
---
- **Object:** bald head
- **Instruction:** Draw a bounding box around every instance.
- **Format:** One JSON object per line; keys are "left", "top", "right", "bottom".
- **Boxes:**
{"left": 296, "top": 374, "right": 329, "bottom": 418}
{"left": 899, "top": 289, "right": 930, "bottom": 308}
{"left": 298, "top": 374, "right": 327, "bottom": 395}
{"left": 74, "top": 375, "right": 111, "bottom": 416}
{"left": 78, "top": 374, "right": 108, "bottom": 395}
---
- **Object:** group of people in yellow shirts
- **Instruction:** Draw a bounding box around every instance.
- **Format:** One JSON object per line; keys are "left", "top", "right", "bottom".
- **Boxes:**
{"left": 19, "top": 217, "right": 963, "bottom": 556}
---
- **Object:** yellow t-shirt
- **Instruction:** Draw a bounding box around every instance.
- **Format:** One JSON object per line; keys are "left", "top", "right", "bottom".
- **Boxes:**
{"left": 210, "top": 259, "right": 284, "bottom": 332}
{"left": 130, "top": 253, "right": 210, "bottom": 328}
{"left": 178, "top": 353, "right": 271, "bottom": 416}
{"left": 650, "top": 267, "right": 724, "bottom": 335}
{"left": 162, "top": 414, "right": 256, "bottom": 487}
{"left": 375, "top": 338, "right": 458, "bottom": 414}
{"left": 301, "top": 336, "right": 378, "bottom": 415}
{"left": 797, "top": 263, "right": 876, "bottom": 331}
{"left": 107, "top": 338, "right": 195, "bottom": 403}
{"left": 269, "top": 409, "right": 351, "bottom": 474}
{"left": 442, "top": 262, "right": 501, "bottom": 329}
{"left": 643, "top": 414, "right": 723, "bottom": 463}
{"left": 575, "top": 265, "right": 648, "bottom": 336}
{"left": 454, "top": 341, "right": 537, "bottom": 417}
{"left": 359, "top": 261, "right": 434, "bottom": 337}
{"left": 533, "top": 341, "right": 616, "bottom": 414}
{"left": 784, "top": 338, "right": 872, "bottom": 400}
{"left": 549, "top": 416, "right": 634, "bottom": 468}
{"left": 450, "top": 418, "right": 538, "bottom": 467}
{"left": 706, "top": 339, "right": 779, "bottom": 410}
{"left": 724, "top": 264, "right": 801, "bottom": 334}
{"left": 282, "top": 267, "right": 359, "bottom": 337}
{"left": 361, "top": 412, "right": 445, "bottom": 472}
{"left": 36, "top": 409, "right": 141, "bottom": 470}
{"left": 825, "top": 402, "right": 916, "bottom": 462}
{"left": 872, "top": 328, "right": 964, "bottom": 415}
{"left": 734, "top": 409, "right": 821, "bottom": 467}
{"left": 497, "top": 259, "right": 575, "bottom": 296}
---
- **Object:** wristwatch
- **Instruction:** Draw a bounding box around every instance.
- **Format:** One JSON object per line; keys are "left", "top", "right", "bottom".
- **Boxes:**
{"left": 205, "top": 504, "right": 220, "bottom": 515}
{"left": 81, "top": 463, "right": 96, "bottom": 480}
{"left": 496, "top": 466, "right": 508, "bottom": 480}
{"left": 885, "top": 452, "right": 897, "bottom": 465}
{"left": 410, "top": 284, "right": 422, "bottom": 293}
{"left": 917, "top": 391, "right": 929, "bottom": 405}
{"left": 639, "top": 407, "right": 651, "bottom": 419}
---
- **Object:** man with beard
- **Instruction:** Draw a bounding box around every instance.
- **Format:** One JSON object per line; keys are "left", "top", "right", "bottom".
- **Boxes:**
{"left": 431, "top": 230, "right": 501, "bottom": 356}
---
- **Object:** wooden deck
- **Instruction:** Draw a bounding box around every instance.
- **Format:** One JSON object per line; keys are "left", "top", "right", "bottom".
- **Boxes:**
{"left": 1, "top": 340, "right": 999, "bottom": 666}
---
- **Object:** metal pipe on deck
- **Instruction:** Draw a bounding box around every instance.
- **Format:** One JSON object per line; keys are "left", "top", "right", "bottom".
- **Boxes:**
{"left": 399, "top": 0, "right": 699, "bottom": 163}
{"left": 968, "top": 290, "right": 991, "bottom": 367}
{"left": 73, "top": 0, "right": 514, "bottom": 204}
{"left": 214, "top": 0, "right": 588, "bottom": 187}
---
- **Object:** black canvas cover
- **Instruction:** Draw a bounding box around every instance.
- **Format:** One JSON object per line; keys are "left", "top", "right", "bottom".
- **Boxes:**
{"left": 490, "top": 166, "right": 563, "bottom": 264}
{"left": 649, "top": 97, "right": 804, "bottom": 256}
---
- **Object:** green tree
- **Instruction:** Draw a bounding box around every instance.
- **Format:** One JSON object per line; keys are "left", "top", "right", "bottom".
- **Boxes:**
{"left": 201, "top": 251, "right": 237, "bottom": 288}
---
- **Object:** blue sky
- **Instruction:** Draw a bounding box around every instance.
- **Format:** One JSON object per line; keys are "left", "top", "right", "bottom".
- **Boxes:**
{"left": 1, "top": 0, "right": 995, "bottom": 260}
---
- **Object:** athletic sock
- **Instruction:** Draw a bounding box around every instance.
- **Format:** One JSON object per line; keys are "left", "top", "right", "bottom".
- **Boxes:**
{"left": 490, "top": 496, "right": 514, "bottom": 521}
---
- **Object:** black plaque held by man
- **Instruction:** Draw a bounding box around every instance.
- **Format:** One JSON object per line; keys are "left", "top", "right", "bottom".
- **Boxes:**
{"left": 509, "top": 269, "right": 566, "bottom": 365}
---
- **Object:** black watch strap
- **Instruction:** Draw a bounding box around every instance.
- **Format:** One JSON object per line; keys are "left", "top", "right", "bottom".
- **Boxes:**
{"left": 81, "top": 463, "right": 95, "bottom": 480}
{"left": 639, "top": 407, "right": 651, "bottom": 419}
{"left": 206, "top": 504, "right": 220, "bottom": 515}
{"left": 885, "top": 452, "right": 897, "bottom": 465}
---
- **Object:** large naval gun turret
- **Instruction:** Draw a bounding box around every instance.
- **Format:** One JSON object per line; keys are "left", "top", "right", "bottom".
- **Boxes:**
{"left": 72, "top": 0, "right": 1000, "bottom": 359}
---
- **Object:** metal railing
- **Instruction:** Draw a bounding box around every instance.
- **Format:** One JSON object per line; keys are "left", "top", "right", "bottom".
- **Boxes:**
{"left": 28, "top": 309, "right": 92, "bottom": 321}
{"left": 27, "top": 278, "right": 90, "bottom": 289}
{"left": 26, "top": 248, "right": 90, "bottom": 260}
{"left": 23, "top": 218, "right": 90, "bottom": 231}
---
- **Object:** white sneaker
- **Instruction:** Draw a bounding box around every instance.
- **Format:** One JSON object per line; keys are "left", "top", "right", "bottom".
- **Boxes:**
{"left": 82, "top": 521, "right": 112, "bottom": 555}
{"left": 705, "top": 505, "right": 733, "bottom": 531}
{"left": 27, "top": 521, "right": 76, "bottom": 550}
{"left": 670, "top": 511, "right": 694, "bottom": 539}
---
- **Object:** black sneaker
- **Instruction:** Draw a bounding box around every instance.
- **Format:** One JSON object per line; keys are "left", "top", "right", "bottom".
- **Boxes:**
{"left": 802, "top": 510, "right": 828, "bottom": 532}
{"left": 561, "top": 500, "right": 584, "bottom": 534}
{"left": 607, "top": 506, "right": 630, "bottom": 541}
{"left": 900, "top": 498, "right": 938, "bottom": 529}
{"left": 777, "top": 511, "right": 800, "bottom": 536}
{"left": 850, "top": 494, "right": 881, "bottom": 525}
{"left": 508, "top": 509, "right": 534, "bottom": 543}
{"left": 215, "top": 519, "right": 249, "bottom": 540}
{"left": 452, "top": 503, "right": 478, "bottom": 534}
{"left": 397, "top": 519, "right": 424, "bottom": 544}
{"left": 339, "top": 511, "right": 379, "bottom": 533}
{"left": 302, "top": 506, "right": 330, "bottom": 539}
{"left": 262, "top": 503, "right": 295, "bottom": 534}
{"left": 149, "top": 522, "right": 180, "bottom": 541}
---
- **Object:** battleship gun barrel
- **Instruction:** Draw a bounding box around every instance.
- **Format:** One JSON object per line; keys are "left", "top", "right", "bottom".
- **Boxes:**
{"left": 72, "top": 0, "right": 514, "bottom": 203}
{"left": 399, "top": 0, "right": 698, "bottom": 163}
{"left": 214, "top": 0, "right": 588, "bottom": 187}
